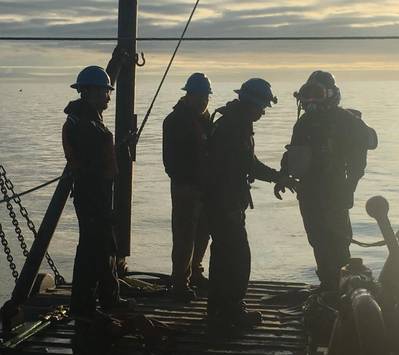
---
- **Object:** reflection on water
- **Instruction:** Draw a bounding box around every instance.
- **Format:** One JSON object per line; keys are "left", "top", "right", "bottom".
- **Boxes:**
{"left": 0, "top": 79, "right": 397, "bottom": 304}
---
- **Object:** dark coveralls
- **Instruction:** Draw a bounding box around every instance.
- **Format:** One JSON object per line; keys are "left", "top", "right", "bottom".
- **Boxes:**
{"left": 162, "top": 98, "right": 212, "bottom": 289}
{"left": 207, "top": 100, "right": 280, "bottom": 316}
{"left": 62, "top": 98, "right": 119, "bottom": 316}
{"left": 282, "top": 107, "right": 368, "bottom": 290}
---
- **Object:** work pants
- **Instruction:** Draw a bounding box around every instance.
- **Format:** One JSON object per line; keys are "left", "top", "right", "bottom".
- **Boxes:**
{"left": 70, "top": 185, "right": 119, "bottom": 317}
{"left": 171, "top": 182, "right": 209, "bottom": 289}
{"left": 299, "top": 198, "right": 352, "bottom": 290}
{"left": 208, "top": 209, "right": 250, "bottom": 315}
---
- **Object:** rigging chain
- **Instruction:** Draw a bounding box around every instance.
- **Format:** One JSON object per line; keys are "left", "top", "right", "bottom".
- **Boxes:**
{"left": 0, "top": 175, "right": 30, "bottom": 258}
{"left": 0, "top": 222, "right": 19, "bottom": 282}
{"left": 0, "top": 165, "right": 65, "bottom": 285}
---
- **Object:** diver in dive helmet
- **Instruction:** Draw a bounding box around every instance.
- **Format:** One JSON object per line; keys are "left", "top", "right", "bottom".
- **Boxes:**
{"left": 277, "top": 70, "right": 375, "bottom": 291}
{"left": 294, "top": 70, "right": 341, "bottom": 113}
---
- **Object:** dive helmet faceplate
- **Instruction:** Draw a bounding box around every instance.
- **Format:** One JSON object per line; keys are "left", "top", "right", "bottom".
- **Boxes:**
{"left": 295, "top": 70, "right": 341, "bottom": 112}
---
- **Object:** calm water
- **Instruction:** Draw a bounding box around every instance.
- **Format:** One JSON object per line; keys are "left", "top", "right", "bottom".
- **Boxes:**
{"left": 0, "top": 79, "right": 398, "bottom": 305}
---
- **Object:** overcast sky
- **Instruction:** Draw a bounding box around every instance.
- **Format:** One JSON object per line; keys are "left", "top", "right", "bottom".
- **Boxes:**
{"left": 1, "top": 0, "right": 399, "bottom": 81}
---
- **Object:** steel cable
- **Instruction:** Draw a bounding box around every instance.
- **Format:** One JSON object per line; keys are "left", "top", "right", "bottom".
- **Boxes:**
{"left": 0, "top": 175, "right": 63, "bottom": 205}
{"left": 135, "top": 0, "right": 200, "bottom": 143}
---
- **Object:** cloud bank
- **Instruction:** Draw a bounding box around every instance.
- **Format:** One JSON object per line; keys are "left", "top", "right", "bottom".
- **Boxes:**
{"left": 0, "top": 0, "right": 398, "bottom": 80}
{"left": 1, "top": 0, "right": 398, "bottom": 37}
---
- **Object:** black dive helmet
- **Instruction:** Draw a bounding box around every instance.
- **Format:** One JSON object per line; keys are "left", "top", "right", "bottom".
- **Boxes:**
{"left": 294, "top": 70, "right": 341, "bottom": 113}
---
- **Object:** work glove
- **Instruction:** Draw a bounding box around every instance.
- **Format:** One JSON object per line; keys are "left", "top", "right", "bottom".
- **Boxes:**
{"left": 274, "top": 174, "right": 297, "bottom": 200}
{"left": 106, "top": 45, "right": 133, "bottom": 86}
{"left": 110, "top": 44, "right": 132, "bottom": 65}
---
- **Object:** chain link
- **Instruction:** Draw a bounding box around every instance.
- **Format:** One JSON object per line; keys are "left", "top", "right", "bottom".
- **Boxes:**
{"left": 0, "top": 165, "right": 65, "bottom": 285}
{"left": 1, "top": 176, "right": 30, "bottom": 258}
{"left": 0, "top": 222, "right": 19, "bottom": 282}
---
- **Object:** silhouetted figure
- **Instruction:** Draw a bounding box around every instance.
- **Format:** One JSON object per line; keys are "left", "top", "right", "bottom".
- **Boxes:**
{"left": 276, "top": 71, "right": 375, "bottom": 291}
{"left": 62, "top": 47, "right": 132, "bottom": 318}
{"left": 206, "top": 79, "right": 294, "bottom": 329}
{"left": 163, "top": 73, "right": 212, "bottom": 301}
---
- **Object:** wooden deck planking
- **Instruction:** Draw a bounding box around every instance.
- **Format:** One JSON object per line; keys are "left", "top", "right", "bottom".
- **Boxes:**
{"left": 1, "top": 280, "right": 308, "bottom": 355}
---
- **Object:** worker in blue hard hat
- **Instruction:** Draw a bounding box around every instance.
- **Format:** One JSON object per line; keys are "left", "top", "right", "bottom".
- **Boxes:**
{"left": 162, "top": 72, "right": 213, "bottom": 302}
{"left": 206, "top": 78, "right": 295, "bottom": 329}
{"left": 62, "top": 45, "right": 134, "bottom": 319}
{"left": 70, "top": 65, "right": 115, "bottom": 92}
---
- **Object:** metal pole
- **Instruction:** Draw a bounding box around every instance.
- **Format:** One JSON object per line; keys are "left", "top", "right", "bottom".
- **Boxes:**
{"left": 114, "top": 0, "right": 137, "bottom": 258}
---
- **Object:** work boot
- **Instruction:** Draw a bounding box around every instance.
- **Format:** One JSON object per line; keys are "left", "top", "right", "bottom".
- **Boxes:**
{"left": 117, "top": 257, "right": 130, "bottom": 277}
{"left": 207, "top": 313, "right": 235, "bottom": 334}
{"left": 102, "top": 297, "right": 136, "bottom": 313}
{"left": 114, "top": 297, "right": 136, "bottom": 309}
{"left": 232, "top": 308, "right": 262, "bottom": 328}
{"left": 208, "top": 302, "right": 262, "bottom": 330}
{"left": 170, "top": 285, "right": 197, "bottom": 302}
{"left": 190, "top": 273, "right": 209, "bottom": 293}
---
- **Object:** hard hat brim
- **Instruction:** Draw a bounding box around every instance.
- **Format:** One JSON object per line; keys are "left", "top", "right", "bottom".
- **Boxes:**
{"left": 71, "top": 83, "right": 114, "bottom": 90}
{"left": 235, "top": 89, "right": 273, "bottom": 108}
{"left": 182, "top": 87, "right": 212, "bottom": 94}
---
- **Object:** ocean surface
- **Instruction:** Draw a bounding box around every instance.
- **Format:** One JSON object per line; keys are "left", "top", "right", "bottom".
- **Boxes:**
{"left": 0, "top": 79, "right": 398, "bottom": 305}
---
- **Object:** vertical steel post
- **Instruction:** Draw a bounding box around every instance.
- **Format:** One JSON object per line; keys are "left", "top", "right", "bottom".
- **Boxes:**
{"left": 114, "top": 0, "right": 137, "bottom": 258}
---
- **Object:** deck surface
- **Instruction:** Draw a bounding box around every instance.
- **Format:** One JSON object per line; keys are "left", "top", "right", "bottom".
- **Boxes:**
{"left": 1, "top": 280, "right": 309, "bottom": 355}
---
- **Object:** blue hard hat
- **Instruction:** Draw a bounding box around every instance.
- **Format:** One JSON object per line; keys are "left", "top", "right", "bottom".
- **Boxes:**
{"left": 71, "top": 66, "right": 114, "bottom": 91}
{"left": 235, "top": 78, "right": 277, "bottom": 109}
{"left": 182, "top": 72, "right": 213, "bottom": 95}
